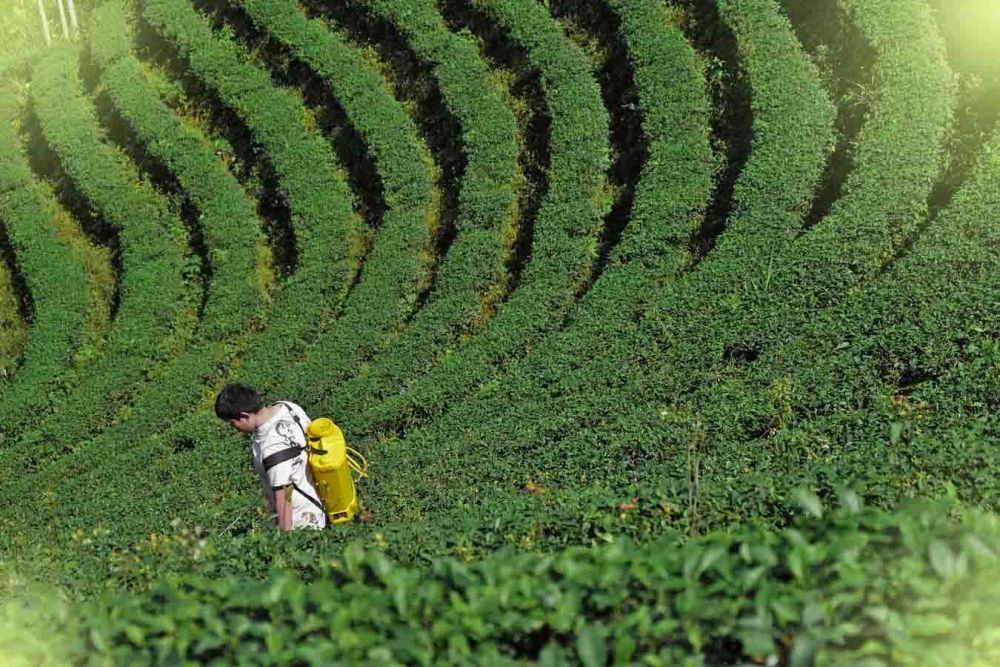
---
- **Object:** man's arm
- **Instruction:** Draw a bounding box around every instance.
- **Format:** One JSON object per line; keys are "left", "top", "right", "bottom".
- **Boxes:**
{"left": 274, "top": 485, "right": 294, "bottom": 531}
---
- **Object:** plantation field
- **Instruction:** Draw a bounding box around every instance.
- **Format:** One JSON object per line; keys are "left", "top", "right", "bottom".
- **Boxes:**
{"left": 2, "top": 0, "right": 1000, "bottom": 663}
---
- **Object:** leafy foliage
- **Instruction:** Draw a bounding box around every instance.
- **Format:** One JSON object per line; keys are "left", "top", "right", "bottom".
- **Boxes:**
{"left": 78, "top": 498, "right": 1000, "bottom": 667}
{"left": 356, "top": 0, "right": 613, "bottom": 433}
{"left": 230, "top": 0, "right": 440, "bottom": 406}
{"left": 0, "top": 92, "right": 89, "bottom": 431}
{"left": 142, "top": 0, "right": 366, "bottom": 388}
{"left": 320, "top": 0, "right": 521, "bottom": 426}
{"left": 22, "top": 42, "right": 190, "bottom": 451}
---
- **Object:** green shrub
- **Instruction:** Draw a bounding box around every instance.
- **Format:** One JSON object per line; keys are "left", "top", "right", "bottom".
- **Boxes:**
{"left": 675, "top": 121, "right": 1000, "bottom": 492}
{"left": 357, "top": 0, "right": 612, "bottom": 433}
{"left": 361, "top": 0, "right": 836, "bottom": 524}
{"left": 320, "top": 0, "right": 520, "bottom": 426}
{"left": 531, "top": 0, "right": 959, "bottom": 519}
{"left": 230, "top": 0, "right": 439, "bottom": 407}
{"left": 0, "top": 92, "right": 89, "bottom": 435}
{"left": 372, "top": 0, "right": 955, "bottom": 534}
{"left": 142, "top": 0, "right": 366, "bottom": 388}
{"left": 68, "top": 2, "right": 265, "bottom": 439}
{"left": 23, "top": 43, "right": 189, "bottom": 450}
{"left": 79, "top": 497, "right": 1000, "bottom": 667}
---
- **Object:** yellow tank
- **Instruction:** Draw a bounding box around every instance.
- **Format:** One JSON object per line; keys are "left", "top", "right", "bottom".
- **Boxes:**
{"left": 305, "top": 418, "right": 358, "bottom": 524}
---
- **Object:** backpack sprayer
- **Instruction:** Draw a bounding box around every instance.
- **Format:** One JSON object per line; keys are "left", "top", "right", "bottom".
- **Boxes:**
{"left": 218, "top": 414, "right": 368, "bottom": 535}
{"left": 304, "top": 417, "right": 368, "bottom": 525}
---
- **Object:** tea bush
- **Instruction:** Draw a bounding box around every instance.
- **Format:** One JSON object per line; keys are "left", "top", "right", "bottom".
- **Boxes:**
{"left": 361, "top": 0, "right": 837, "bottom": 522}
{"left": 66, "top": 1, "right": 267, "bottom": 453}
{"left": 321, "top": 0, "right": 520, "bottom": 425}
{"left": 230, "top": 0, "right": 440, "bottom": 406}
{"left": 368, "top": 0, "right": 957, "bottom": 528}
{"left": 348, "top": 0, "right": 714, "bottom": 439}
{"left": 79, "top": 496, "right": 1000, "bottom": 666}
{"left": 0, "top": 92, "right": 89, "bottom": 435}
{"left": 142, "top": 0, "right": 366, "bottom": 388}
{"left": 23, "top": 43, "right": 190, "bottom": 450}
{"left": 359, "top": 0, "right": 612, "bottom": 432}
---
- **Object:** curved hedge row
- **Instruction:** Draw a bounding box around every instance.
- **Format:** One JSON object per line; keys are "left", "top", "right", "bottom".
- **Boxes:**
{"left": 588, "top": 0, "right": 958, "bottom": 467}
{"left": 537, "top": 120, "right": 1000, "bottom": 533}
{"left": 356, "top": 0, "right": 612, "bottom": 434}
{"left": 321, "top": 0, "right": 520, "bottom": 426}
{"left": 684, "top": 121, "right": 1000, "bottom": 500}
{"left": 438, "top": 0, "right": 957, "bottom": 529}
{"left": 0, "top": 92, "right": 89, "bottom": 436}
{"left": 80, "top": 497, "right": 1000, "bottom": 666}
{"left": 230, "top": 0, "right": 439, "bottom": 406}
{"left": 345, "top": 0, "right": 710, "bottom": 439}
{"left": 430, "top": 0, "right": 951, "bottom": 518}
{"left": 65, "top": 2, "right": 266, "bottom": 449}
{"left": 361, "top": 0, "right": 837, "bottom": 520}
{"left": 22, "top": 43, "right": 189, "bottom": 450}
{"left": 0, "top": 257, "right": 27, "bottom": 379}
{"left": 142, "top": 0, "right": 366, "bottom": 388}
{"left": 1, "top": 0, "right": 370, "bottom": 537}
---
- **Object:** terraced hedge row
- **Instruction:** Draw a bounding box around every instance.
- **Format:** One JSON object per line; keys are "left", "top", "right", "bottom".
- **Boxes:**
{"left": 685, "top": 121, "right": 1000, "bottom": 489}
{"left": 322, "top": 0, "right": 521, "bottom": 424}
{"left": 0, "top": 0, "right": 366, "bottom": 539}
{"left": 360, "top": 0, "right": 838, "bottom": 521}
{"left": 556, "top": 120, "right": 1000, "bottom": 530}
{"left": 22, "top": 43, "right": 190, "bottom": 451}
{"left": 562, "top": 0, "right": 959, "bottom": 497}
{"left": 229, "top": 0, "right": 440, "bottom": 406}
{"left": 80, "top": 0, "right": 609, "bottom": 538}
{"left": 0, "top": 0, "right": 512, "bottom": 550}
{"left": 347, "top": 0, "right": 713, "bottom": 439}
{"left": 44, "top": 2, "right": 269, "bottom": 459}
{"left": 142, "top": 0, "right": 366, "bottom": 388}
{"left": 0, "top": 0, "right": 268, "bottom": 487}
{"left": 368, "top": 0, "right": 956, "bottom": 528}
{"left": 356, "top": 0, "right": 612, "bottom": 432}
{"left": 0, "top": 92, "right": 89, "bottom": 436}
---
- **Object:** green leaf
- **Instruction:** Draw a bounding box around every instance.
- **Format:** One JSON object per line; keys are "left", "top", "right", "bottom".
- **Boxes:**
{"left": 613, "top": 633, "right": 636, "bottom": 664}
{"left": 889, "top": 422, "right": 903, "bottom": 445}
{"left": 738, "top": 627, "right": 775, "bottom": 657}
{"left": 576, "top": 623, "right": 607, "bottom": 667}
{"left": 123, "top": 624, "right": 145, "bottom": 646}
{"left": 788, "top": 634, "right": 818, "bottom": 667}
{"left": 907, "top": 613, "right": 955, "bottom": 638}
{"left": 928, "top": 540, "right": 960, "bottom": 579}
{"left": 794, "top": 488, "right": 823, "bottom": 519}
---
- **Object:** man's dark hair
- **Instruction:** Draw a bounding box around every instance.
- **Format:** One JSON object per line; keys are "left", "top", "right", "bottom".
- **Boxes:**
{"left": 215, "top": 383, "right": 263, "bottom": 420}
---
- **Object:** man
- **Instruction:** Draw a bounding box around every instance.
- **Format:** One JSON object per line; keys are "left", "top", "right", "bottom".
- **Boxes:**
{"left": 215, "top": 383, "right": 327, "bottom": 531}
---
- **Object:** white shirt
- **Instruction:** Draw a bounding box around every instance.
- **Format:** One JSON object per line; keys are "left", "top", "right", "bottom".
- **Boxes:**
{"left": 251, "top": 401, "right": 326, "bottom": 530}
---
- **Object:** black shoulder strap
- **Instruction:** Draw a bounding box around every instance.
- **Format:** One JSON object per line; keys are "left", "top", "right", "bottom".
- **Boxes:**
{"left": 262, "top": 445, "right": 303, "bottom": 471}
{"left": 292, "top": 481, "right": 325, "bottom": 514}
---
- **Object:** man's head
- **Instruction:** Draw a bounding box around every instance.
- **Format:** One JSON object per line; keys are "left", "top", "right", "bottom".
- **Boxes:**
{"left": 215, "top": 383, "right": 263, "bottom": 433}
